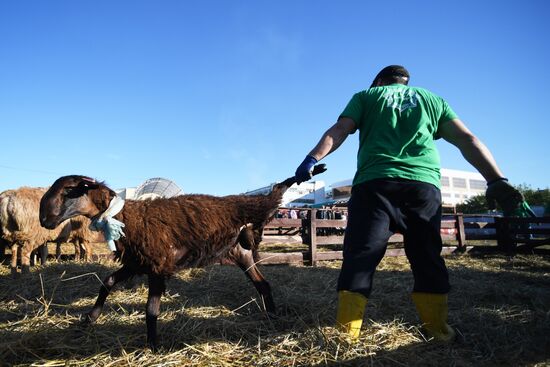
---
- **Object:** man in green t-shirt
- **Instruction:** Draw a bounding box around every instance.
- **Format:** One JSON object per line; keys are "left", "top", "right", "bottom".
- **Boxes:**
{"left": 294, "top": 65, "right": 523, "bottom": 342}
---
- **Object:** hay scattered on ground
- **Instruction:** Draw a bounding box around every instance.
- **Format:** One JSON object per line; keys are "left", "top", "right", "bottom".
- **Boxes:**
{"left": 1, "top": 248, "right": 549, "bottom": 366}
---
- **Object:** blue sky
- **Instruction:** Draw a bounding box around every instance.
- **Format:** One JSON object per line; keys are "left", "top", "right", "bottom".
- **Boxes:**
{"left": 1, "top": 0, "right": 548, "bottom": 195}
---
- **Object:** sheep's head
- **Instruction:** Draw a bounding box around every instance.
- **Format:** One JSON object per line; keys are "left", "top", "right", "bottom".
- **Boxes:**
{"left": 40, "top": 175, "right": 115, "bottom": 229}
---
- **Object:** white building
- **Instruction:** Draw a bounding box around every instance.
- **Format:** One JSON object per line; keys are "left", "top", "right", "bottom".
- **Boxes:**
{"left": 440, "top": 168, "right": 486, "bottom": 205}
{"left": 329, "top": 168, "right": 486, "bottom": 206}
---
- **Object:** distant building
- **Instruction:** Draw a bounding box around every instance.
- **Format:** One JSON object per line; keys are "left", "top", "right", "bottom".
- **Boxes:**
{"left": 115, "top": 177, "right": 183, "bottom": 200}
{"left": 439, "top": 168, "right": 486, "bottom": 205}
{"left": 328, "top": 168, "right": 486, "bottom": 207}
{"left": 115, "top": 187, "right": 136, "bottom": 200}
{"left": 119, "top": 169, "right": 486, "bottom": 208}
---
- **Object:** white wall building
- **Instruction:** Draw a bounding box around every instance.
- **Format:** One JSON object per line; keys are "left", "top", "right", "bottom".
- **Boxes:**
{"left": 440, "top": 168, "right": 486, "bottom": 205}
{"left": 328, "top": 168, "right": 486, "bottom": 206}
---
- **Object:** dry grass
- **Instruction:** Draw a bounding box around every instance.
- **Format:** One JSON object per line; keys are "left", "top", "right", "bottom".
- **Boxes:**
{"left": 1, "top": 245, "right": 549, "bottom": 367}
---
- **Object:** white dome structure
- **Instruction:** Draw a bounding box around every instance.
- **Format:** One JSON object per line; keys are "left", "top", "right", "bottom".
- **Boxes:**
{"left": 134, "top": 177, "right": 183, "bottom": 200}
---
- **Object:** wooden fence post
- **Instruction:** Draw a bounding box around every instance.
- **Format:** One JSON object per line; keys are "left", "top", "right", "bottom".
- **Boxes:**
{"left": 455, "top": 214, "right": 466, "bottom": 250}
{"left": 309, "top": 209, "right": 318, "bottom": 266}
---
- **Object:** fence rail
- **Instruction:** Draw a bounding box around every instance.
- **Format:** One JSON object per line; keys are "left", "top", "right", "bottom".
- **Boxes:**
{"left": 257, "top": 209, "right": 550, "bottom": 266}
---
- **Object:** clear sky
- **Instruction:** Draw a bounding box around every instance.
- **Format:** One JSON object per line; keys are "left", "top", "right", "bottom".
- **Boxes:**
{"left": 1, "top": 0, "right": 548, "bottom": 195}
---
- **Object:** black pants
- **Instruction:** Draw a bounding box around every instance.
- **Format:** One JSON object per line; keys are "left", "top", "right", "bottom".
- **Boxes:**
{"left": 337, "top": 179, "right": 450, "bottom": 297}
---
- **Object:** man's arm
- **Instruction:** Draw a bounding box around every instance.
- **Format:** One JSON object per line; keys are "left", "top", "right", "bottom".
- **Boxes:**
{"left": 294, "top": 117, "right": 356, "bottom": 183}
{"left": 307, "top": 117, "right": 357, "bottom": 161}
{"left": 438, "top": 118, "right": 504, "bottom": 182}
{"left": 438, "top": 118, "right": 524, "bottom": 212}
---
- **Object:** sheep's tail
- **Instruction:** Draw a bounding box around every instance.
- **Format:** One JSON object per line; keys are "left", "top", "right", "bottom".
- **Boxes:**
{"left": 272, "top": 164, "right": 327, "bottom": 196}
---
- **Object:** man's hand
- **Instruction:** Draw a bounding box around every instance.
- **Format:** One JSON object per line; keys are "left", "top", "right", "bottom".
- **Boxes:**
{"left": 485, "top": 178, "right": 524, "bottom": 214}
{"left": 295, "top": 155, "right": 318, "bottom": 184}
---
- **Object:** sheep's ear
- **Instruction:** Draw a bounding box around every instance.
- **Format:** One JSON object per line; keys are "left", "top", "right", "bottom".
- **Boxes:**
{"left": 80, "top": 177, "right": 99, "bottom": 190}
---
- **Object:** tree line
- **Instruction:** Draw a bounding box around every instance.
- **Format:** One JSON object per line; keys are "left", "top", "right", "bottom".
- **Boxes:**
{"left": 456, "top": 185, "right": 550, "bottom": 215}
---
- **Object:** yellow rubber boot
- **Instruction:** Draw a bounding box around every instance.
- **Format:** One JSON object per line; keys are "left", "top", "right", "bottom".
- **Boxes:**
{"left": 411, "top": 292, "right": 456, "bottom": 342}
{"left": 336, "top": 291, "right": 368, "bottom": 339}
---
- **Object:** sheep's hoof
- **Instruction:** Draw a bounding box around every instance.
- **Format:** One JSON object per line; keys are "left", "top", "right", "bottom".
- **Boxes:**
{"left": 21, "top": 265, "right": 30, "bottom": 274}
{"left": 147, "top": 340, "right": 159, "bottom": 353}
{"left": 10, "top": 267, "right": 19, "bottom": 277}
{"left": 80, "top": 314, "right": 95, "bottom": 327}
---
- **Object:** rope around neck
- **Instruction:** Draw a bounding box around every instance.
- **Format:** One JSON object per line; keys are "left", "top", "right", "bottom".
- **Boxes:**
{"left": 89, "top": 195, "right": 126, "bottom": 251}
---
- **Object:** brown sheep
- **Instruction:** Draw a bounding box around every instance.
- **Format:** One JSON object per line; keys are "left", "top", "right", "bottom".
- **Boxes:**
{"left": 39, "top": 165, "right": 326, "bottom": 350}
{"left": 0, "top": 206, "right": 9, "bottom": 263}
{"left": 56, "top": 217, "right": 104, "bottom": 262}
{"left": 0, "top": 187, "right": 97, "bottom": 274}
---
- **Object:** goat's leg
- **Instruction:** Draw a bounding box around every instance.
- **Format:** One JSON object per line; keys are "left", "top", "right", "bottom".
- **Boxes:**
{"left": 146, "top": 273, "right": 166, "bottom": 351}
{"left": 230, "top": 243, "right": 276, "bottom": 314}
{"left": 84, "top": 265, "right": 134, "bottom": 324}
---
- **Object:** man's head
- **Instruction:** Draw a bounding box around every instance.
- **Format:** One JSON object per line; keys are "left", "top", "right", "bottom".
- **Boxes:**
{"left": 370, "top": 65, "right": 410, "bottom": 88}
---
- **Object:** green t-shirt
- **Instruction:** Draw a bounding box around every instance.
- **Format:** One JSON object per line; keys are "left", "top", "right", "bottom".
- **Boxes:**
{"left": 340, "top": 84, "right": 458, "bottom": 188}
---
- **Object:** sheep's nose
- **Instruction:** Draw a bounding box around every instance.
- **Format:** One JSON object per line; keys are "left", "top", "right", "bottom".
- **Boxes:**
{"left": 40, "top": 215, "right": 54, "bottom": 229}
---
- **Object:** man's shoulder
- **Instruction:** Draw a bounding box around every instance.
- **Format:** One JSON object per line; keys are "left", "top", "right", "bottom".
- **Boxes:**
{"left": 353, "top": 85, "right": 444, "bottom": 102}
{"left": 407, "top": 86, "right": 448, "bottom": 103}
{"left": 359, "top": 85, "right": 433, "bottom": 93}
{"left": 408, "top": 85, "right": 435, "bottom": 95}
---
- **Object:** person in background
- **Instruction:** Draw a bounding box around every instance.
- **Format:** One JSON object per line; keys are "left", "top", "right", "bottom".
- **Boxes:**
{"left": 294, "top": 65, "right": 524, "bottom": 342}
{"left": 290, "top": 209, "right": 298, "bottom": 219}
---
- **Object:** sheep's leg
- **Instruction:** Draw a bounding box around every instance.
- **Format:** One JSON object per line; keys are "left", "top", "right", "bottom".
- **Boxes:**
{"left": 73, "top": 240, "right": 82, "bottom": 261}
{"left": 56, "top": 242, "right": 62, "bottom": 260}
{"left": 84, "top": 266, "right": 134, "bottom": 324}
{"left": 21, "top": 243, "right": 32, "bottom": 274}
{"left": 230, "top": 243, "right": 276, "bottom": 314}
{"left": 82, "top": 241, "right": 93, "bottom": 261}
{"left": 0, "top": 242, "right": 6, "bottom": 262}
{"left": 39, "top": 243, "right": 48, "bottom": 265}
{"left": 238, "top": 225, "right": 255, "bottom": 250}
{"left": 146, "top": 273, "right": 166, "bottom": 351}
{"left": 10, "top": 243, "right": 18, "bottom": 276}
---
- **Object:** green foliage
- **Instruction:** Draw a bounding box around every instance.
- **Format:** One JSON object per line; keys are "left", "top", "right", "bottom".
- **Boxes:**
{"left": 456, "top": 194, "right": 489, "bottom": 214}
{"left": 455, "top": 184, "right": 550, "bottom": 214}
{"left": 517, "top": 184, "right": 550, "bottom": 209}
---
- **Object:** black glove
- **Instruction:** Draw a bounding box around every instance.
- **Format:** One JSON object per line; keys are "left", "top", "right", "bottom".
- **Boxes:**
{"left": 295, "top": 155, "right": 318, "bottom": 184}
{"left": 485, "top": 178, "right": 524, "bottom": 214}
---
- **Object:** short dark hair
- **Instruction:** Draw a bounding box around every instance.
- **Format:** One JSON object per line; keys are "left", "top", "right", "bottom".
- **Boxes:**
{"left": 370, "top": 65, "right": 410, "bottom": 87}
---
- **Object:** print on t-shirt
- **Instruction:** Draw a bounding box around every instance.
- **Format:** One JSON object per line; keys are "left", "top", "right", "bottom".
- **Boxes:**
{"left": 383, "top": 87, "right": 419, "bottom": 113}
